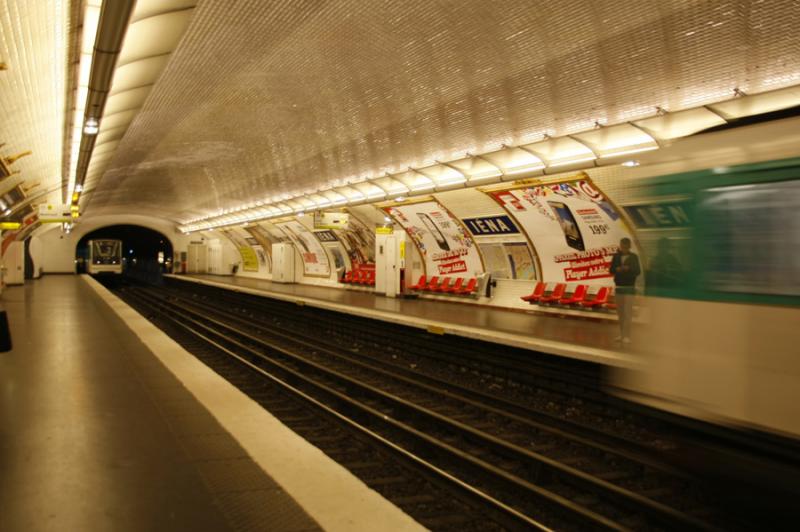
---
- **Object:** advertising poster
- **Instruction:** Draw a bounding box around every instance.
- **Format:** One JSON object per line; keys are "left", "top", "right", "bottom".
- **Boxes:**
{"left": 333, "top": 211, "right": 375, "bottom": 268}
{"left": 220, "top": 228, "right": 259, "bottom": 272}
{"left": 384, "top": 200, "right": 483, "bottom": 276}
{"left": 245, "top": 225, "right": 276, "bottom": 272}
{"left": 487, "top": 176, "right": 634, "bottom": 283}
{"left": 239, "top": 246, "right": 259, "bottom": 271}
{"left": 277, "top": 220, "right": 331, "bottom": 277}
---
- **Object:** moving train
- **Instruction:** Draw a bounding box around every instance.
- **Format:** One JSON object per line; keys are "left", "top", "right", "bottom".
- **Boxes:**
{"left": 612, "top": 115, "right": 800, "bottom": 440}
{"left": 86, "top": 239, "right": 123, "bottom": 275}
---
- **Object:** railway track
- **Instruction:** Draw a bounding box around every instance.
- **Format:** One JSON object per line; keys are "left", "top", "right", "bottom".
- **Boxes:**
{"left": 105, "top": 278, "right": 764, "bottom": 530}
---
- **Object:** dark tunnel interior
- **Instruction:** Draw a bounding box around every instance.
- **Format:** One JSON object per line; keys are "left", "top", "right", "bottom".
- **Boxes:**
{"left": 75, "top": 224, "right": 174, "bottom": 274}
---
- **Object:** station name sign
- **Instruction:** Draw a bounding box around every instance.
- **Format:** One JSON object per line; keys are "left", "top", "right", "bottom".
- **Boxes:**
{"left": 623, "top": 201, "right": 691, "bottom": 229}
{"left": 462, "top": 215, "right": 520, "bottom": 236}
{"left": 314, "top": 230, "right": 338, "bottom": 242}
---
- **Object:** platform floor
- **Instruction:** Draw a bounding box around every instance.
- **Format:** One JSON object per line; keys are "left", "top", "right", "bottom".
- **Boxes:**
{"left": 174, "top": 274, "right": 638, "bottom": 368}
{"left": 0, "top": 276, "right": 421, "bottom": 532}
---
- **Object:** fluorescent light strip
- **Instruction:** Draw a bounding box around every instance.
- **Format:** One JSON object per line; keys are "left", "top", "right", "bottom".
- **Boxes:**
{"left": 66, "top": 1, "right": 103, "bottom": 203}
{"left": 598, "top": 145, "right": 659, "bottom": 158}
{"left": 546, "top": 156, "right": 597, "bottom": 168}
{"left": 187, "top": 84, "right": 800, "bottom": 232}
{"left": 504, "top": 164, "right": 545, "bottom": 175}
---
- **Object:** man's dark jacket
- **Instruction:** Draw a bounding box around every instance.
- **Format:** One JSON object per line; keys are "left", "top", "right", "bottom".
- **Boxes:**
{"left": 610, "top": 252, "right": 641, "bottom": 287}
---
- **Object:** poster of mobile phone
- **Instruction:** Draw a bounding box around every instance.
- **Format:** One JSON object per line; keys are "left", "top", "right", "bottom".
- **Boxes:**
{"left": 276, "top": 220, "right": 331, "bottom": 277}
{"left": 487, "top": 176, "right": 634, "bottom": 283}
{"left": 384, "top": 201, "right": 484, "bottom": 276}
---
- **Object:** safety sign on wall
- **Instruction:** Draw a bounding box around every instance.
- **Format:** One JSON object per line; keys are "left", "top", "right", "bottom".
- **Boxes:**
{"left": 384, "top": 200, "right": 484, "bottom": 276}
{"left": 487, "top": 176, "right": 634, "bottom": 284}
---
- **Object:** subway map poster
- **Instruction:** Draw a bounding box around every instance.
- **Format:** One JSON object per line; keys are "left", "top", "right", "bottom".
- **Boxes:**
{"left": 487, "top": 176, "right": 635, "bottom": 284}
{"left": 384, "top": 201, "right": 484, "bottom": 276}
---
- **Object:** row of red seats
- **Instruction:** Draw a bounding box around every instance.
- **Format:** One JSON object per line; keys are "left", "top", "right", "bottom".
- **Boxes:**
{"left": 341, "top": 269, "right": 375, "bottom": 286}
{"left": 409, "top": 275, "right": 478, "bottom": 295}
{"left": 521, "top": 282, "right": 616, "bottom": 309}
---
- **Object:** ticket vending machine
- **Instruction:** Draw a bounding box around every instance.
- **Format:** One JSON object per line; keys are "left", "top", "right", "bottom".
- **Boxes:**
{"left": 375, "top": 230, "right": 405, "bottom": 297}
{"left": 272, "top": 242, "right": 296, "bottom": 283}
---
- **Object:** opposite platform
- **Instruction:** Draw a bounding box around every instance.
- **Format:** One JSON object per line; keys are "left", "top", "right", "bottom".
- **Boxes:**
{"left": 0, "top": 276, "right": 422, "bottom": 532}
{"left": 171, "top": 274, "right": 639, "bottom": 369}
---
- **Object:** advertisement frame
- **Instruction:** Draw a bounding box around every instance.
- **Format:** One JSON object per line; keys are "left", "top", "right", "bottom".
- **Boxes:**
{"left": 382, "top": 196, "right": 486, "bottom": 277}
{"left": 481, "top": 172, "right": 640, "bottom": 284}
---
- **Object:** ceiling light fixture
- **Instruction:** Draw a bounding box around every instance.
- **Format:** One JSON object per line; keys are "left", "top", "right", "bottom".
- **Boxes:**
{"left": 178, "top": 85, "right": 800, "bottom": 234}
{"left": 83, "top": 117, "right": 99, "bottom": 135}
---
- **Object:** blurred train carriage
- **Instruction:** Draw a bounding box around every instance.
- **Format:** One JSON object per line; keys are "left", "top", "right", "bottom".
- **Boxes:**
{"left": 615, "top": 155, "right": 800, "bottom": 439}
{"left": 87, "top": 239, "right": 123, "bottom": 275}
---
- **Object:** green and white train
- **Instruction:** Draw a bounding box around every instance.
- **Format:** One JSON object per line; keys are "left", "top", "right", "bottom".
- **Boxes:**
{"left": 612, "top": 116, "right": 800, "bottom": 439}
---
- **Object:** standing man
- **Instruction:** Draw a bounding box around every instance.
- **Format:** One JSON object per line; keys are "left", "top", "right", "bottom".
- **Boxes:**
{"left": 610, "top": 237, "right": 640, "bottom": 345}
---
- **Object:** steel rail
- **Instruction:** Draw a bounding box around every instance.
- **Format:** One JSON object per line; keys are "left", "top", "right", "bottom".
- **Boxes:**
{"left": 131, "top": 285, "right": 717, "bottom": 531}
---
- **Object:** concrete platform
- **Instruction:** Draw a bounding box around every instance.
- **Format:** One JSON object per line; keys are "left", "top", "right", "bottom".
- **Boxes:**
{"left": 171, "top": 274, "right": 640, "bottom": 369}
{"left": 0, "top": 276, "right": 422, "bottom": 532}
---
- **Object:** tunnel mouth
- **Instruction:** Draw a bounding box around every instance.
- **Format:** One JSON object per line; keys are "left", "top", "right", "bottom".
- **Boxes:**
{"left": 75, "top": 224, "right": 174, "bottom": 275}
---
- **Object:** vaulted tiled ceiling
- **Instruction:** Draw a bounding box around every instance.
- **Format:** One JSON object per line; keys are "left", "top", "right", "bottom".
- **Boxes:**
{"left": 0, "top": 0, "right": 68, "bottom": 213}
{"left": 86, "top": 0, "right": 800, "bottom": 222}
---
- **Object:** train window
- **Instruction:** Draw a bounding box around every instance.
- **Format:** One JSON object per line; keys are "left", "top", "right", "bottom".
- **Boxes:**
{"left": 92, "top": 240, "right": 122, "bottom": 264}
{"left": 698, "top": 180, "right": 800, "bottom": 297}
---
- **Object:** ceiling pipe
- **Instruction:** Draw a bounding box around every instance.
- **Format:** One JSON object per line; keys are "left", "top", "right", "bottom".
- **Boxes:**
{"left": 72, "top": 0, "right": 136, "bottom": 204}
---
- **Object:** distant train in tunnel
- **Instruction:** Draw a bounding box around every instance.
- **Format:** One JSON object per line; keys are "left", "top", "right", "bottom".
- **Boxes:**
{"left": 612, "top": 124, "right": 800, "bottom": 440}
{"left": 87, "top": 239, "right": 123, "bottom": 275}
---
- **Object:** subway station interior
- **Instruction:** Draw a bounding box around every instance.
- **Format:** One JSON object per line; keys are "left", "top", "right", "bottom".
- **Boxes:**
{"left": 2, "top": 1, "right": 800, "bottom": 530}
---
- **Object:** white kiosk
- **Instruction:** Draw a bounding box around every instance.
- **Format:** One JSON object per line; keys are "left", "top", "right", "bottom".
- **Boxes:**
{"left": 374, "top": 228, "right": 405, "bottom": 298}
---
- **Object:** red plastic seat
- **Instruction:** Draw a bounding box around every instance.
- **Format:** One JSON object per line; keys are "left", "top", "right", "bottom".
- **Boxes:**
{"left": 579, "top": 286, "right": 610, "bottom": 308}
{"left": 424, "top": 276, "right": 441, "bottom": 291}
{"left": 559, "top": 284, "right": 588, "bottom": 305}
{"left": 521, "top": 281, "right": 546, "bottom": 303}
{"left": 539, "top": 283, "right": 566, "bottom": 303}
{"left": 410, "top": 275, "right": 427, "bottom": 290}
{"left": 456, "top": 278, "right": 478, "bottom": 295}
{"left": 433, "top": 277, "right": 452, "bottom": 292}
{"left": 362, "top": 270, "right": 374, "bottom": 285}
{"left": 445, "top": 277, "right": 464, "bottom": 293}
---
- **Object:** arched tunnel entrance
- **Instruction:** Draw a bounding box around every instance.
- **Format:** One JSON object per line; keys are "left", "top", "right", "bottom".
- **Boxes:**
{"left": 76, "top": 225, "right": 174, "bottom": 276}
